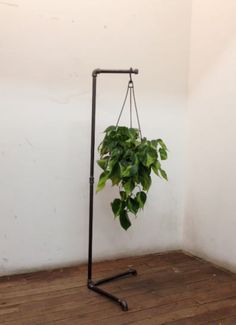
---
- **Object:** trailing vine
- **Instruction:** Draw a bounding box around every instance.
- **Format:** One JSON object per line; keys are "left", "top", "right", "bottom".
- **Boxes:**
{"left": 96, "top": 125, "right": 168, "bottom": 230}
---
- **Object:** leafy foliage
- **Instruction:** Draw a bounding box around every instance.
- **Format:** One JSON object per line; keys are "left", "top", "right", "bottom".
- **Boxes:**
{"left": 96, "top": 125, "right": 168, "bottom": 230}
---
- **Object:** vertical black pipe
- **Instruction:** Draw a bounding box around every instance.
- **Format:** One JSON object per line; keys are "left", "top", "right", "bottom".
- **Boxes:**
{"left": 88, "top": 73, "right": 97, "bottom": 283}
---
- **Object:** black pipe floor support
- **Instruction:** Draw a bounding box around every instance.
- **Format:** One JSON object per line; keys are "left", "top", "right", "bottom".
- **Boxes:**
{"left": 88, "top": 68, "right": 139, "bottom": 311}
{"left": 88, "top": 269, "right": 137, "bottom": 311}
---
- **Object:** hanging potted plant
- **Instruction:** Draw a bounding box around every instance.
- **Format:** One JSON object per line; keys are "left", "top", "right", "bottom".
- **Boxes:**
{"left": 96, "top": 79, "right": 168, "bottom": 230}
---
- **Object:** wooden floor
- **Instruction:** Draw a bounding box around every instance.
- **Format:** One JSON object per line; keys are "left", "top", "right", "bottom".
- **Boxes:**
{"left": 1, "top": 252, "right": 236, "bottom": 324}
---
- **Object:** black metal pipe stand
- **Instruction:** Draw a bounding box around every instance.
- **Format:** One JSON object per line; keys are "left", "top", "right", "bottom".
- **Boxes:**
{"left": 88, "top": 68, "right": 139, "bottom": 311}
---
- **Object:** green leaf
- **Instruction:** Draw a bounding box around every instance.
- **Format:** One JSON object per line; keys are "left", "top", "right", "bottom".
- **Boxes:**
{"left": 97, "top": 159, "right": 108, "bottom": 170}
{"left": 157, "top": 139, "right": 167, "bottom": 150}
{"left": 127, "top": 197, "right": 139, "bottom": 215}
{"left": 138, "top": 150, "right": 147, "bottom": 167}
{"left": 119, "top": 209, "right": 131, "bottom": 230}
{"left": 123, "top": 178, "right": 135, "bottom": 195}
{"left": 108, "top": 158, "right": 116, "bottom": 171}
{"left": 150, "top": 139, "right": 158, "bottom": 148}
{"left": 111, "top": 147, "right": 123, "bottom": 159}
{"left": 111, "top": 199, "right": 122, "bottom": 217}
{"left": 117, "top": 126, "right": 129, "bottom": 137}
{"left": 99, "top": 144, "right": 109, "bottom": 155}
{"left": 140, "top": 172, "right": 152, "bottom": 191}
{"left": 136, "top": 191, "right": 147, "bottom": 209}
{"left": 96, "top": 171, "right": 109, "bottom": 192}
{"left": 105, "top": 125, "right": 116, "bottom": 133}
{"left": 139, "top": 147, "right": 157, "bottom": 168}
{"left": 146, "top": 153, "right": 156, "bottom": 167}
{"left": 120, "top": 165, "right": 130, "bottom": 177}
{"left": 120, "top": 191, "right": 127, "bottom": 200}
{"left": 128, "top": 128, "right": 139, "bottom": 139}
{"left": 107, "top": 141, "right": 118, "bottom": 151}
{"left": 159, "top": 148, "right": 168, "bottom": 160}
{"left": 121, "top": 164, "right": 138, "bottom": 177}
{"left": 152, "top": 160, "right": 161, "bottom": 176}
{"left": 109, "top": 163, "right": 121, "bottom": 186}
{"left": 160, "top": 168, "right": 168, "bottom": 180}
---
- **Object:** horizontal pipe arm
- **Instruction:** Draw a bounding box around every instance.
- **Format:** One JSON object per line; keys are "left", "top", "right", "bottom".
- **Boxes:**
{"left": 92, "top": 68, "right": 138, "bottom": 77}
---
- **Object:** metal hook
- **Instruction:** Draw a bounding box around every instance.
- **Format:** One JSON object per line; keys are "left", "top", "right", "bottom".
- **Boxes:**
{"left": 128, "top": 80, "right": 133, "bottom": 88}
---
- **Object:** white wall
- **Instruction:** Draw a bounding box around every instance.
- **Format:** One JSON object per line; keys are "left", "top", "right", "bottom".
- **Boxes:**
{"left": 0, "top": 0, "right": 191, "bottom": 275}
{"left": 184, "top": 0, "right": 236, "bottom": 271}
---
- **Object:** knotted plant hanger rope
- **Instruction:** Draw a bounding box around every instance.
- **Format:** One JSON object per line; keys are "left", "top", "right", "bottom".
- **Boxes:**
{"left": 115, "top": 73, "right": 143, "bottom": 139}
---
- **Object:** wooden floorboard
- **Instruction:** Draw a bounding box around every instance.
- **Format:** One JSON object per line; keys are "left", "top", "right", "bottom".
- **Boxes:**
{"left": 1, "top": 252, "right": 236, "bottom": 324}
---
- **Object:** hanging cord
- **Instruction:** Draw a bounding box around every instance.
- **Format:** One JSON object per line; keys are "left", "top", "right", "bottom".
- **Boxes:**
{"left": 132, "top": 84, "right": 142, "bottom": 139}
{"left": 115, "top": 73, "right": 143, "bottom": 139}
{"left": 129, "top": 73, "right": 133, "bottom": 128}
{"left": 115, "top": 83, "right": 130, "bottom": 128}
